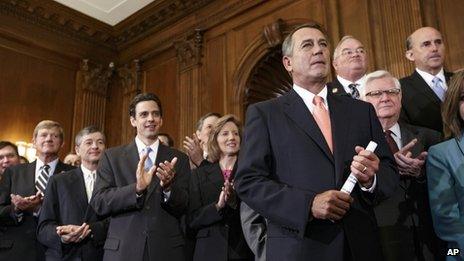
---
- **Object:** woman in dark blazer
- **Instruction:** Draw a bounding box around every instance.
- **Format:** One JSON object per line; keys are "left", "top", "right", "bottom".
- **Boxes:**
{"left": 427, "top": 70, "right": 464, "bottom": 260}
{"left": 188, "top": 114, "right": 253, "bottom": 261}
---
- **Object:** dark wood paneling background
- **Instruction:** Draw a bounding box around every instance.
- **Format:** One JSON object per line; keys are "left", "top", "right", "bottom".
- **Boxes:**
{"left": 1, "top": 0, "right": 463, "bottom": 153}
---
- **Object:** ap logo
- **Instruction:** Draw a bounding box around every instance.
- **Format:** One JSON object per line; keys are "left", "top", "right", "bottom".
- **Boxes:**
{"left": 447, "top": 248, "right": 460, "bottom": 256}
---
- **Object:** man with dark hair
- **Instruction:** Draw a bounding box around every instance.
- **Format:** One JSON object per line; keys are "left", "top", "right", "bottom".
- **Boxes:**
{"left": 400, "top": 27, "right": 453, "bottom": 133}
{"left": 92, "top": 93, "right": 190, "bottom": 261}
{"left": 38, "top": 125, "right": 109, "bottom": 260}
{"left": 0, "top": 120, "right": 74, "bottom": 261}
{"left": 235, "top": 22, "right": 398, "bottom": 261}
{"left": 158, "top": 133, "right": 174, "bottom": 147}
{"left": 183, "top": 112, "right": 221, "bottom": 168}
{"left": 0, "top": 141, "right": 20, "bottom": 176}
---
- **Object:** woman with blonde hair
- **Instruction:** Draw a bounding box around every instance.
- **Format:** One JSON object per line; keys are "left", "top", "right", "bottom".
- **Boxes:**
{"left": 427, "top": 70, "right": 464, "bottom": 260}
{"left": 188, "top": 114, "right": 252, "bottom": 261}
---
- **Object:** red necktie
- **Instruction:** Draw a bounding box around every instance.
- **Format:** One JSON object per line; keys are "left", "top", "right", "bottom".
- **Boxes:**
{"left": 384, "top": 130, "right": 399, "bottom": 154}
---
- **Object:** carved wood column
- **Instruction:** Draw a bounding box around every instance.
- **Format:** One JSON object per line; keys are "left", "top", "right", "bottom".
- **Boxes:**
{"left": 118, "top": 60, "right": 142, "bottom": 144}
{"left": 73, "top": 59, "right": 114, "bottom": 147}
{"left": 174, "top": 29, "right": 203, "bottom": 143}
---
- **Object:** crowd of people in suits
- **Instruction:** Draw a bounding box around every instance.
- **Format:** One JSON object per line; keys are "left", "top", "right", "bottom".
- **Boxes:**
{"left": 0, "top": 22, "right": 463, "bottom": 261}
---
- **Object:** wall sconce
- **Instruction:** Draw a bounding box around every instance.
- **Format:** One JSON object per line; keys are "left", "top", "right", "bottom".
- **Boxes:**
{"left": 15, "top": 141, "right": 36, "bottom": 162}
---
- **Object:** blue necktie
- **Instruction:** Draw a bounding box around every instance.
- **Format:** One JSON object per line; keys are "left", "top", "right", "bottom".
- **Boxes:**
{"left": 431, "top": 77, "right": 445, "bottom": 101}
{"left": 144, "top": 147, "right": 153, "bottom": 171}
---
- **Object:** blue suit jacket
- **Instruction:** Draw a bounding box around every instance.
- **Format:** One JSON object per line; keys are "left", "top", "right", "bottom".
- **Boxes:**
{"left": 235, "top": 89, "right": 399, "bottom": 261}
{"left": 427, "top": 135, "right": 464, "bottom": 259}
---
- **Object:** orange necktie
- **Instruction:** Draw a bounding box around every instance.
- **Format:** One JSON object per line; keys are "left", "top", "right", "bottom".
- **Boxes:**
{"left": 313, "top": 95, "right": 333, "bottom": 153}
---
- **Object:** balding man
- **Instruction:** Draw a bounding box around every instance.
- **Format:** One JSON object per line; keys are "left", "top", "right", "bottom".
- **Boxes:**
{"left": 400, "top": 27, "right": 453, "bottom": 133}
{"left": 328, "top": 35, "right": 368, "bottom": 99}
{"left": 363, "top": 70, "right": 445, "bottom": 261}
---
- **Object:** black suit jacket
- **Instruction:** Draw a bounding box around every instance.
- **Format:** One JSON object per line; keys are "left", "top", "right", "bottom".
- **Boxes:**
{"left": 37, "top": 168, "right": 109, "bottom": 261}
{"left": 375, "top": 123, "right": 444, "bottom": 260}
{"left": 327, "top": 78, "right": 350, "bottom": 97}
{"left": 188, "top": 162, "right": 252, "bottom": 261}
{"left": 91, "top": 142, "right": 190, "bottom": 261}
{"left": 400, "top": 70, "right": 454, "bottom": 133}
{"left": 0, "top": 161, "right": 74, "bottom": 261}
{"left": 235, "top": 89, "right": 399, "bottom": 261}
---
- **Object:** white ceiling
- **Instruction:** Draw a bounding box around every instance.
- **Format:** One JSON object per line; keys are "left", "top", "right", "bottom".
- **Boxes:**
{"left": 53, "top": 0, "right": 156, "bottom": 26}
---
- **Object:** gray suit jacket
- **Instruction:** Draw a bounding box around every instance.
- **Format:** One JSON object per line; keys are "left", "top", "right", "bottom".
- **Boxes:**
{"left": 240, "top": 202, "right": 266, "bottom": 261}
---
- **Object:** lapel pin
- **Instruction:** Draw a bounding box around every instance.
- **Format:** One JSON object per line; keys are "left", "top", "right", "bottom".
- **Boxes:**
{"left": 332, "top": 88, "right": 338, "bottom": 94}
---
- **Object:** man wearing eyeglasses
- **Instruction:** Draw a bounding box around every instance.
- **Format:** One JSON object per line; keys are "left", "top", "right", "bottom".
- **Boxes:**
{"left": 0, "top": 141, "right": 20, "bottom": 178}
{"left": 363, "top": 70, "right": 445, "bottom": 261}
{"left": 328, "top": 35, "right": 368, "bottom": 99}
{"left": 400, "top": 27, "right": 453, "bottom": 133}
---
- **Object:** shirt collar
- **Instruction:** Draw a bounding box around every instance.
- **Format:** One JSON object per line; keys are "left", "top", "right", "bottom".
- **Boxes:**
{"left": 337, "top": 74, "right": 367, "bottom": 96}
{"left": 135, "top": 136, "right": 160, "bottom": 159}
{"left": 80, "top": 165, "right": 95, "bottom": 179}
{"left": 415, "top": 67, "right": 447, "bottom": 89}
{"left": 293, "top": 84, "right": 329, "bottom": 113}
{"left": 388, "top": 122, "right": 401, "bottom": 139}
{"left": 35, "top": 157, "right": 59, "bottom": 175}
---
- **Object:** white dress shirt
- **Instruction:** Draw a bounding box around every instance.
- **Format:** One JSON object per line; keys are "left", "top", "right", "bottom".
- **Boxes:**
{"left": 337, "top": 75, "right": 367, "bottom": 97}
{"left": 81, "top": 165, "right": 96, "bottom": 202}
{"left": 416, "top": 67, "right": 447, "bottom": 90}
{"left": 35, "top": 157, "right": 59, "bottom": 183}
{"left": 386, "top": 123, "right": 403, "bottom": 149}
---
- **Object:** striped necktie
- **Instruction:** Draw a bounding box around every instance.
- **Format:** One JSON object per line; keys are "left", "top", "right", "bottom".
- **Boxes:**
{"left": 36, "top": 164, "right": 50, "bottom": 195}
{"left": 144, "top": 147, "right": 153, "bottom": 171}
{"left": 348, "top": 83, "right": 360, "bottom": 99}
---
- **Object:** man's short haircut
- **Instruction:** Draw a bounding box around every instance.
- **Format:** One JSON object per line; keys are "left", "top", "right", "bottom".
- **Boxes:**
{"left": 363, "top": 70, "right": 401, "bottom": 98}
{"left": 405, "top": 34, "right": 413, "bottom": 51}
{"left": 75, "top": 125, "right": 106, "bottom": 146}
{"left": 333, "top": 35, "right": 360, "bottom": 59}
{"left": 281, "top": 21, "right": 329, "bottom": 57}
{"left": 158, "top": 133, "right": 174, "bottom": 147}
{"left": 129, "top": 93, "right": 163, "bottom": 118}
{"left": 0, "top": 141, "right": 19, "bottom": 156}
{"left": 33, "top": 120, "right": 64, "bottom": 140}
{"left": 195, "top": 112, "right": 222, "bottom": 132}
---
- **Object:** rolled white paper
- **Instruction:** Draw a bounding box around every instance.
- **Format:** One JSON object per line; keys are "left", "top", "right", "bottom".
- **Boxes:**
{"left": 340, "top": 141, "right": 378, "bottom": 194}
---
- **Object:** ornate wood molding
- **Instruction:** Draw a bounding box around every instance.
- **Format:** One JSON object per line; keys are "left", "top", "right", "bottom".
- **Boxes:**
{"left": 117, "top": 59, "right": 142, "bottom": 95}
{"left": 79, "top": 59, "right": 114, "bottom": 97}
{"left": 174, "top": 29, "right": 204, "bottom": 73}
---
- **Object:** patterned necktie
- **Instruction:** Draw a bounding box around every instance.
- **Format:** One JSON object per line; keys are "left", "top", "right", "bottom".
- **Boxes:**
{"left": 35, "top": 164, "right": 50, "bottom": 195}
{"left": 431, "top": 77, "right": 445, "bottom": 101}
{"left": 348, "top": 83, "right": 360, "bottom": 99}
{"left": 313, "top": 96, "right": 333, "bottom": 153}
{"left": 384, "top": 130, "right": 399, "bottom": 154}
{"left": 144, "top": 147, "right": 153, "bottom": 171}
{"left": 85, "top": 171, "right": 96, "bottom": 202}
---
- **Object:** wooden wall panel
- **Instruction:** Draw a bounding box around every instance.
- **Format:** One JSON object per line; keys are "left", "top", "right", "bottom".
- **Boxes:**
{"left": 144, "top": 55, "right": 180, "bottom": 148}
{"left": 0, "top": 46, "right": 75, "bottom": 158}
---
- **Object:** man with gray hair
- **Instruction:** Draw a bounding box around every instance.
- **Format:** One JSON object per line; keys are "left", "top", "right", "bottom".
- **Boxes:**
{"left": 328, "top": 35, "right": 368, "bottom": 99}
{"left": 38, "top": 125, "right": 108, "bottom": 261}
{"left": 363, "top": 70, "right": 444, "bottom": 260}
{"left": 0, "top": 120, "right": 74, "bottom": 261}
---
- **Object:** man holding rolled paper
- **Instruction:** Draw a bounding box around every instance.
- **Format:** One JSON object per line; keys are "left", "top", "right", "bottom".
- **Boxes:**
{"left": 235, "top": 22, "right": 398, "bottom": 261}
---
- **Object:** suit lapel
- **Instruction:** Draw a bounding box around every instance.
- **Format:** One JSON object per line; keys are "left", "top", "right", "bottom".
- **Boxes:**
{"left": 124, "top": 142, "right": 140, "bottom": 184}
{"left": 204, "top": 163, "right": 224, "bottom": 191}
{"left": 399, "top": 123, "right": 424, "bottom": 157}
{"left": 282, "top": 90, "right": 334, "bottom": 163}
{"left": 26, "top": 161, "right": 37, "bottom": 195}
{"left": 146, "top": 144, "right": 168, "bottom": 200}
{"left": 411, "top": 71, "right": 442, "bottom": 106}
{"left": 68, "top": 168, "right": 89, "bottom": 217}
{"left": 328, "top": 79, "right": 349, "bottom": 96}
{"left": 328, "top": 94, "right": 352, "bottom": 184}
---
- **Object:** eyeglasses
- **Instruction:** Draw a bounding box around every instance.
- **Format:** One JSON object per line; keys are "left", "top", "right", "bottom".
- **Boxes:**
{"left": 341, "top": 48, "right": 365, "bottom": 56}
{"left": 365, "top": 88, "right": 401, "bottom": 98}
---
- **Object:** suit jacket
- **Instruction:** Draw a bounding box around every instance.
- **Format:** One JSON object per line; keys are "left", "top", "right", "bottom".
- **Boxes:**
{"left": 91, "top": 142, "right": 190, "bottom": 261}
{"left": 240, "top": 202, "right": 266, "bottom": 261}
{"left": 375, "top": 123, "right": 444, "bottom": 261}
{"left": 188, "top": 162, "right": 252, "bottom": 261}
{"left": 327, "top": 79, "right": 350, "bottom": 97}
{"left": 235, "top": 89, "right": 399, "bottom": 261}
{"left": 427, "top": 134, "right": 464, "bottom": 260}
{"left": 37, "top": 168, "right": 109, "bottom": 261}
{"left": 400, "top": 70, "right": 454, "bottom": 133}
{"left": 0, "top": 161, "right": 74, "bottom": 261}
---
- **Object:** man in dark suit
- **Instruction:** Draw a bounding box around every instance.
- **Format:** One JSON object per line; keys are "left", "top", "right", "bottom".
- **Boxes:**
{"left": 363, "top": 70, "right": 445, "bottom": 260}
{"left": 91, "top": 93, "right": 190, "bottom": 261}
{"left": 38, "top": 126, "right": 109, "bottom": 261}
{"left": 327, "top": 35, "right": 368, "bottom": 99}
{"left": 0, "top": 120, "right": 74, "bottom": 261}
{"left": 235, "top": 22, "right": 398, "bottom": 261}
{"left": 400, "top": 27, "right": 453, "bottom": 133}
